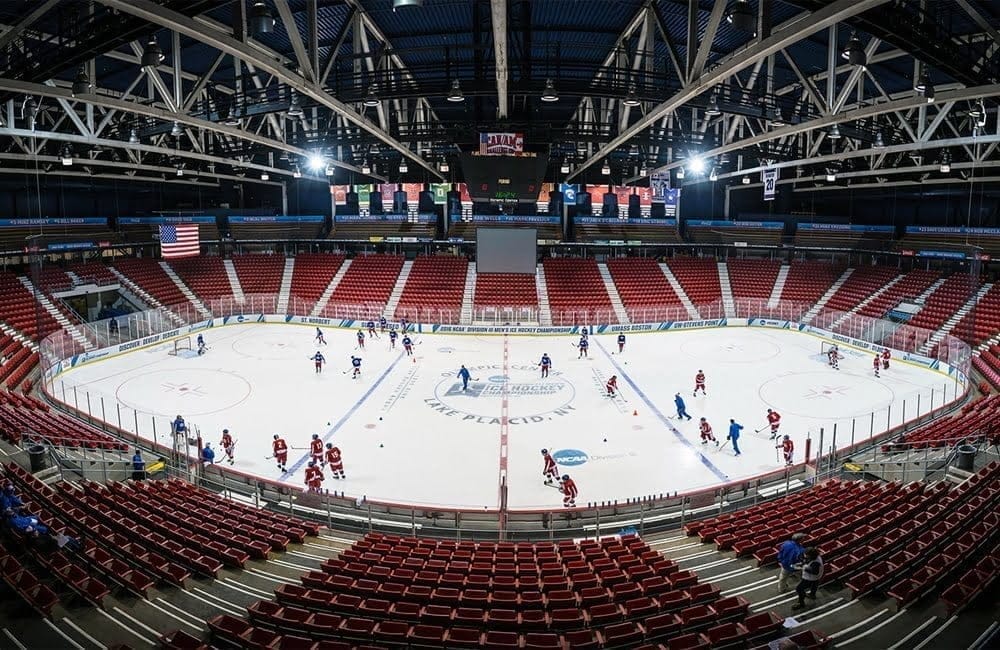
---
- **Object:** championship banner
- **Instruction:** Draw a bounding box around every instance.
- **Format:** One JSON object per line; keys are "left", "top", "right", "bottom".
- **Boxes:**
{"left": 380, "top": 183, "right": 395, "bottom": 205}
{"left": 559, "top": 183, "right": 579, "bottom": 204}
{"left": 762, "top": 168, "right": 778, "bottom": 201}
{"left": 478, "top": 132, "right": 524, "bottom": 155}
{"left": 330, "top": 185, "right": 350, "bottom": 205}
{"left": 430, "top": 183, "right": 450, "bottom": 204}
{"left": 663, "top": 188, "right": 679, "bottom": 217}
{"left": 402, "top": 183, "right": 422, "bottom": 204}
{"left": 650, "top": 172, "right": 671, "bottom": 202}
{"left": 356, "top": 184, "right": 371, "bottom": 206}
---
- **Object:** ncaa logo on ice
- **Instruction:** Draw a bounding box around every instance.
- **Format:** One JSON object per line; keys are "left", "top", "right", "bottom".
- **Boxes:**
{"left": 553, "top": 449, "right": 588, "bottom": 466}
{"left": 425, "top": 364, "right": 576, "bottom": 425}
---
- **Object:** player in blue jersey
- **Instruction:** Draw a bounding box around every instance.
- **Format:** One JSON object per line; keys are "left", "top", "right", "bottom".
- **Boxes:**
{"left": 389, "top": 329, "right": 398, "bottom": 349}
{"left": 356, "top": 329, "right": 365, "bottom": 350}
{"left": 366, "top": 320, "right": 377, "bottom": 337}
{"left": 399, "top": 317, "right": 408, "bottom": 332}
{"left": 674, "top": 393, "right": 692, "bottom": 420}
{"left": 196, "top": 333, "right": 206, "bottom": 356}
{"left": 351, "top": 355, "right": 362, "bottom": 379}
{"left": 617, "top": 333, "right": 626, "bottom": 353}
{"left": 539, "top": 353, "right": 552, "bottom": 378}
{"left": 457, "top": 365, "right": 471, "bottom": 391}
{"left": 580, "top": 327, "right": 589, "bottom": 339}
{"left": 402, "top": 334, "right": 414, "bottom": 356}
{"left": 311, "top": 351, "right": 325, "bottom": 373}
{"left": 315, "top": 327, "right": 327, "bottom": 345}
{"left": 727, "top": 419, "right": 744, "bottom": 457}
{"left": 578, "top": 336, "right": 589, "bottom": 359}
{"left": 379, "top": 316, "right": 387, "bottom": 333}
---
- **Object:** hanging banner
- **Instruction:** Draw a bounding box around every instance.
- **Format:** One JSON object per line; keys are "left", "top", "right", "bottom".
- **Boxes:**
{"left": 380, "top": 183, "right": 395, "bottom": 205}
{"left": 663, "top": 188, "right": 679, "bottom": 217}
{"left": 559, "top": 183, "right": 579, "bottom": 204}
{"left": 430, "top": 183, "right": 450, "bottom": 204}
{"left": 762, "top": 168, "right": 778, "bottom": 201}
{"left": 402, "top": 183, "right": 423, "bottom": 204}
{"left": 356, "top": 184, "right": 371, "bottom": 207}
{"left": 478, "top": 132, "right": 524, "bottom": 155}
{"left": 330, "top": 185, "right": 350, "bottom": 205}
{"left": 650, "top": 172, "right": 671, "bottom": 202}
{"left": 636, "top": 186, "right": 652, "bottom": 207}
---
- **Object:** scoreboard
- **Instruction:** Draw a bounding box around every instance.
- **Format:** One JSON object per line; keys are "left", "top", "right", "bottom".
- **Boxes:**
{"left": 460, "top": 152, "right": 550, "bottom": 203}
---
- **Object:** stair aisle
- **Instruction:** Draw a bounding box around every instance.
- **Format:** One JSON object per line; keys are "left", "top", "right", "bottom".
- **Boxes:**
{"left": 919, "top": 283, "right": 994, "bottom": 355}
{"left": 159, "top": 262, "right": 212, "bottom": 319}
{"left": 802, "top": 268, "right": 854, "bottom": 323}
{"left": 766, "top": 264, "right": 790, "bottom": 308}
{"left": 658, "top": 263, "right": 700, "bottom": 320}
{"left": 535, "top": 264, "right": 553, "bottom": 326}
{"left": 108, "top": 267, "right": 185, "bottom": 326}
{"left": 277, "top": 257, "right": 295, "bottom": 313}
{"left": 310, "top": 259, "right": 352, "bottom": 317}
{"left": 717, "top": 262, "right": 735, "bottom": 318}
{"left": 597, "top": 263, "right": 630, "bottom": 325}
{"left": 16, "top": 277, "right": 94, "bottom": 351}
{"left": 383, "top": 260, "right": 413, "bottom": 320}
{"left": 460, "top": 265, "right": 476, "bottom": 324}
{"left": 222, "top": 259, "right": 246, "bottom": 304}
{"left": 830, "top": 274, "right": 905, "bottom": 328}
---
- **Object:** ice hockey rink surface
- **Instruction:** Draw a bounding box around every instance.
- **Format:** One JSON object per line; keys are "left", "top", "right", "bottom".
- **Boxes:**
{"left": 53, "top": 323, "right": 957, "bottom": 510}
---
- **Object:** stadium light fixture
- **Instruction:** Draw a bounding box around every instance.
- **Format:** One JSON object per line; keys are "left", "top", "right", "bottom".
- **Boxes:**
{"left": 705, "top": 93, "right": 721, "bottom": 117}
{"left": 325, "top": 165, "right": 334, "bottom": 176}
{"left": 826, "top": 171, "right": 836, "bottom": 182}
{"left": 399, "top": 160, "right": 408, "bottom": 173}
{"left": 622, "top": 83, "right": 640, "bottom": 107}
{"left": 361, "top": 160, "right": 371, "bottom": 175}
{"left": 639, "top": 162, "right": 648, "bottom": 177}
{"left": 141, "top": 37, "right": 164, "bottom": 68}
{"left": 601, "top": 160, "right": 611, "bottom": 175}
{"left": 363, "top": 85, "right": 380, "bottom": 107}
{"left": 292, "top": 166, "right": 302, "bottom": 178}
{"left": 540, "top": 78, "right": 559, "bottom": 102}
{"left": 708, "top": 168, "right": 718, "bottom": 182}
{"left": 924, "top": 84, "right": 935, "bottom": 103}
{"left": 841, "top": 32, "right": 866, "bottom": 68}
{"left": 914, "top": 69, "right": 928, "bottom": 93}
{"left": 307, "top": 153, "right": 325, "bottom": 171}
{"left": 287, "top": 93, "right": 304, "bottom": 117}
{"left": 439, "top": 160, "right": 449, "bottom": 173}
{"left": 742, "top": 175, "right": 750, "bottom": 185}
{"left": 940, "top": 152, "right": 951, "bottom": 173}
{"left": 250, "top": 2, "right": 275, "bottom": 36}
{"left": 447, "top": 79, "right": 464, "bottom": 102}
{"left": 828, "top": 124, "right": 841, "bottom": 139}
{"left": 675, "top": 167, "right": 685, "bottom": 179}
{"left": 688, "top": 156, "right": 706, "bottom": 174}
{"left": 60, "top": 146, "right": 72, "bottom": 166}
{"left": 874, "top": 131, "right": 885, "bottom": 148}
{"left": 176, "top": 167, "right": 184, "bottom": 177}
{"left": 560, "top": 161, "right": 570, "bottom": 174}
{"left": 128, "top": 129, "right": 139, "bottom": 144}
{"left": 261, "top": 172, "right": 269, "bottom": 180}
{"left": 171, "top": 121, "right": 183, "bottom": 137}
{"left": 71, "top": 66, "right": 91, "bottom": 96}
{"left": 726, "top": 0, "right": 756, "bottom": 35}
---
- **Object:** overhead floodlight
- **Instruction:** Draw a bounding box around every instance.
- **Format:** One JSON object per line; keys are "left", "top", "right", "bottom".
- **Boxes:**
{"left": 970, "top": 99, "right": 985, "bottom": 121}
{"left": 675, "top": 167, "right": 685, "bottom": 179}
{"left": 914, "top": 69, "right": 929, "bottom": 93}
{"left": 141, "top": 37, "right": 164, "bottom": 68}
{"left": 399, "top": 160, "right": 408, "bottom": 173}
{"left": 128, "top": 128, "right": 139, "bottom": 144}
{"left": 292, "top": 166, "right": 302, "bottom": 178}
{"left": 828, "top": 124, "right": 841, "bottom": 139}
{"left": 708, "top": 168, "right": 718, "bottom": 182}
{"left": 841, "top": 33, "right": 866, "bottom": 68}
{"left": 601, "top": 160, "right": 611, "bottom": 175}
{"left": 629, "top": 143, "right": 640, "bottom": 157}
{"left": 361, "top": 160, "right": 371, "bottom": 175}
{"left": 560, "top": 161, "right": 570, "bottom": 174}
{"left": 741, "top": 175, "right": 750, "bottom": 185}
{"left": 439, "top": 161, "right": 449, "bottom": 173}
{"left": 250, "top": 2, "right": 275, "bottom": 36}
{"left": 307, "top": 153, "right": 325, "bottom": 171}
{"left": 577, "top": 141, "right": 588, "bottom": 154}
{"left": 639, "top": 162, "right": 648, "bottom": 177}
{"left": 705, "top": 93, "right": 721, "bottom": 117}
{"left": 769, "top": 105, "right": 784, "bottom": 126}
{"left": 688, "top": 156, "right": 706, "bottom": 174}
{"left": 261, "top": 172, "right": 269, "bottom": 181}
{"left": 363, "top": 85, "right": 380, "bottom": 107}
{"left": 622, "top": 83, "right": 640, "bottom": 107}
{"left": 826, "top": 171, "right": 836, "bottom": 182}
{"left": 325, "top": 165, "right": 334, "bottom": 176}
{"left": 60, "top": 147, "right": 72, "bottom": 166}
{"left": 540, "top": 78, "right": 559, "bottom": 103}
{"left": 940, "top": 161, "right": 950, "bottom": 173}
{"left": 874, "top": 131, "right": 885, "bottom": 148}
{"left": 287, "top": 93, "right": 304, "bottom": 117}
{"left": 393, "top": 0, "right": 424, "bottom": 7}
{"left": 71, "top": 66, "right": 91, "bottom": 96}
{"left": 726, "top": 0, "right": 756, "bottom": 35}
{"left": 176, "top": 167, "right": 184, "bottom": 177}
{"left": 171, "top": 121, "right": 183, "bottom": 137}
{"left": 447, "top": 79, "right": 464, "bottom": 102}
{"left": 924, "top": 84, "right": 935, "bottom": 103}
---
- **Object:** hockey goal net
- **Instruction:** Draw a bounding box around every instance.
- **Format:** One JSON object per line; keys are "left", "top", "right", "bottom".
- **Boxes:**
{"left": 820, "top": 341, "right": 842, "bottom": 357}
{"left": 168, "top": 336, "right": 192, "bottom": 356}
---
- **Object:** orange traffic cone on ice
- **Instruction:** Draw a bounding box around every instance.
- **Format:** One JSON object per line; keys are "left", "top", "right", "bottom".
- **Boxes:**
{"left": 633, "top": 409, "right": 638, "bottom": 416}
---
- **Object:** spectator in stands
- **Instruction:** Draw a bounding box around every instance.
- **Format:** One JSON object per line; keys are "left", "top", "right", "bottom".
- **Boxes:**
{"left": 109, "top": 318, "right": 119, "bottom": 336}
{"left": 0, "top": 481, "right": 24, "bottom": 512}
{"left": 792, "top": 547, "right": 824, "bottom": 610}
{"left": 777, "top": 532, "right": 806, "bottom": 592}
{"left": 4, "top": 508, "right": 48, "bottom": 538}
{"left": 201, "top": 443, "right": 215, "bottom": 465}
{"left": 131, "top": 449, "right": 145, "bottom": 481}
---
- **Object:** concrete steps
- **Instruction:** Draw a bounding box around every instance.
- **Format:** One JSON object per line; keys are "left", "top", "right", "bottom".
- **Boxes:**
{"left": 919, "top": 282, "right": 994, "bottom": 355}
{"left": 460, "top": 265, "right": 476, "bottom": 324}
{"left": 766, "top": 264, "right": 790, "bottom": 309}
{"left": 277, "top": 257, "right": 295, "bottom": 313}
{"left": 310, "top": 259, "right": 352, "bottom": 317}
{"left": 108, "top": 267, "right": 185, "bottom": 326}
{"left": 535, "top": 264, "right": 553, "bottom": 326}
{"left": 159, "top": 261, "right": 212, "bottom": 319}
{"left": 17, "top": 276, "right": 94, "bottom": 351}
{"left": 830, "top": 273, "right": 905, "bottom": 328}
{"left": 658, "top": 263, "right": 700, "bottom": 320}
{"left": 802, "top": 267, "right": 854, "bottom": 323}
{"left": 916, "top": 277, "right": 946, "bottom": 303}
{"left": 222, "top": 259, "right": 246, "bottom": 304}
{"left": 597, "top": 263, "right": 630, "bottom": 324}
{"left": 383, "top": 260, "right": 413, "bottom": 319}
{"left": 717, "top": 262, "right": 735, "bottom": 318}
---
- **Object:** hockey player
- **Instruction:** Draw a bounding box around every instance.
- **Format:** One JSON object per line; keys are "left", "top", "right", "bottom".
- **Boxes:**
{"left": 220, "top": 429, "right": 236, "bottom": 465}
{"left": 605, "top": 375, "right": 618, "bottom": 398}
{"left": 351, "top": 355, "right": 362, "bottom": 379}
{"left": 457, "top": 365, "right": 471, "bottom": 391}
{"left": 399, "top": 317, "right": 409, "bottom": 333}
{"left": 304, "top": 461, "right": 324, "bottom": 493}
{"left": 617, "top": 333, "right": 626, "bottom": 353}
{"left": 675, "top": 393, "right": 692, "bottom": 420}
{"left": 727, "top": 419, "right": 744, "bottom": 457}
{"left": 379, "top": 316, "right": 387, "bottom": 333}
{"left": 356, "top": 329, "right": 366, "bottom": 350}
{"left": 324, "top": 443, "right": 345, "bottom": 479}
{"left": 580, "top": 327, "right": 589, "bottom": 340}
{"left": 559, "top": 474, "right": 578, "bottom": 508}
{"left": 699, "top": 417, "right": 718, "bottom": 446}
{"left": 315, "top": 327, "right": 327, "bottom": 345}
{"left": 389, "top": 329, "right": 398, "bottom": 349}
{"left": 402, "top": 334, "right": 414, "bottom": 356}
{"left": 882, "top": 348, "right": 890, "bottom": 370}
{"left": 766, "top": 408, "right": 782, "bottom": 440}
{"left": 311, "top": 351, "right": 326, "bottom": 373}
{"left": 309, "top": 433, "right": 324, "bottom": 464}
{"left": 578, "top": 336, "right": 589, "bottom": 359}
{"left": 777, "top": 435, "right": 794, "bottom": 466}
{"left": 873, "top": 354, "right": 881, "bottom": 378}
{"left": 693, "top": 370, "right": 706, "bottom": 396}
{"left": 272, "top": 434, "right": 288, "bottom": 472}
{"left": 367, "top": 320, "right": 377, "bottom": 337}
{"left": 197, "top": 333, "right": 207, "bottom": 356}
{"left": 541, "top": 449, "right": 558, "bottom": 485}
{"left": 539, "top": 353, "right": 552, "bottom": 378}
{"left": 827, "top": 345, "right": 840, "bottom": 370}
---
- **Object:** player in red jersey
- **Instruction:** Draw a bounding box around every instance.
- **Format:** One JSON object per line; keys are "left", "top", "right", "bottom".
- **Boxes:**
{"left": 693, "top": 370, "right": 706, "bottom": 396}
{"left": 605, "top": 375, "right": 618, "bottom": 397}
{"left": 777, "top": 435, "right": 794, "bottom": 466}
{"left": 881, "top": 348, "right": 890, "bottom": 370}
{"left": 699, "top": 417, "right": 718, "bottom": 445}
{"left": 304, "top": 461, "right": 324, "bottom": 493}
{"left": 324, "top": 443, "right": 345, "bottom": 479}
{"left": 559, "top": 474, "right": 578, "bottom": 507}
{"left": 309, "top": 434, "right": 324, "bottom": 464}
{"left": 311, "top": 351, "right": 325, "bottom": 373}
{"left": 272, "top": 435, "right": 288, "bottom": 472}
{"left": 541, "top": 449, "right": 558, "bottom": 485}
{"left": 873, "top": 354, "right": 881, "bottom": 378}
{"left": 219, "top": 429, "right": 236, "bottom": 465}
{"left": 827, "top": 345, "right": 840, "bottom": 370}
{"left": 766, "top": 409, "right": 782, "bottom": 440}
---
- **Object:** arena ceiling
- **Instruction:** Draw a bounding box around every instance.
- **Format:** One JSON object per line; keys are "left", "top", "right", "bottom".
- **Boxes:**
{"left": 1, "top": 0, "right": 999, "bottom": 193}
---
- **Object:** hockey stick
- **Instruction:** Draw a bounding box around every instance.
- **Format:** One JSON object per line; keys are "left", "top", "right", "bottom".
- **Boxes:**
{"left": 542, "top": 482, "right": 563, "bottom": 490}
{"left": 290, "top": 445, "right": 310, "bottom": 450}
{"left": 715, "top": 439, "right": 730, "bottom": 453}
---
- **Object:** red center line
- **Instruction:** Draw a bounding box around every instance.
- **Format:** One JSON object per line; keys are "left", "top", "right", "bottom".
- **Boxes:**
{"left": 498, "top": 334, "right": 510, "bottom": 537}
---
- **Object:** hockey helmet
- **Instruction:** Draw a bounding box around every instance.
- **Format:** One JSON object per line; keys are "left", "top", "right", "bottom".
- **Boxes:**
{"left": 562, "top": 474, "right": 570, "bottom": 481}
{"left": 273, "top": 434, "right": 279, "bottom": 440}
{"left": 326, "top": 443, "right": 333, "bottom": 449}
{"left": 312, "top": 433, "right": 319, "bottom": 439}
{"left": 541, "top": 448, "right": 548, "bottom": 454}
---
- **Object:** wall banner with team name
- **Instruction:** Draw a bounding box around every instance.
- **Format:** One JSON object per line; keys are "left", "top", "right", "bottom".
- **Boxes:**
{"left": 762, "top": 168, "right": 778, "bottom": 201}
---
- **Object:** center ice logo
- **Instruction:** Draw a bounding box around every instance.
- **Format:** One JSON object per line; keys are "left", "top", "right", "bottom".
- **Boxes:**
{"left": 553, "top": 449, "right": 588, "bottom": 466}
{"left": 426, "top": 364, "right": 576, "bottom": 425}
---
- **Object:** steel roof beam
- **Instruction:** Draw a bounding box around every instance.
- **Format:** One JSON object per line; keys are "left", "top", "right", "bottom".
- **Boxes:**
{"left": 569, "top": 0, "right": 893, "bottom": 180}
{"left": 491, "top": 0, "right": 508, "bottom": 119}
{"left": 96, "top": 0, "right": 441, "bottom": 180}
{"left": 0, "top": 0, "right": 60, "bottom": 52}
{"left": 274, "top": 0, "right": 314, "bottom": 82}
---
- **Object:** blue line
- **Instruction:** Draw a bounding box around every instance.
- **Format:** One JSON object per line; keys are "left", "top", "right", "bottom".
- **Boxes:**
{"left": 594, "top": 339, "right": 729, "bottom": 482}
{"left": 281, "top": 351, "right": 406, "bottom": 479}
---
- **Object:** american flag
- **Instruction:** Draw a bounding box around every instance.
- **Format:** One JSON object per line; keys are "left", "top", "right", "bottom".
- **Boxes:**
{"left": 159, "top": 224, "right": 200, "bottom": 259}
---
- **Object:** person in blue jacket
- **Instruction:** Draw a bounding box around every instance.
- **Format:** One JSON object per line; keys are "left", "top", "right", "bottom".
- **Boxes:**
{"left": 457, "top": 365, "right": 471, "bottom": 391}
{"left": 777, "top": 533, "right": 806, "bottom": 592}
{"left": 674, "top": 393, "right": 692, "bottom": 420}
{"left": 132, "top": 449, "right": 145, "bottom": 481}
{"left": 201, "top": 443, "right": 216, "bottom": 465}
{"left": 728, "top": 419, "right": 744, "bottom": 456}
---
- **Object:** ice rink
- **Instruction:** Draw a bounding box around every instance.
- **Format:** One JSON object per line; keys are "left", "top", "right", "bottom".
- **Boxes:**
{"left": 53, "top": 323, "right": 958, "bottom": 509}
